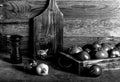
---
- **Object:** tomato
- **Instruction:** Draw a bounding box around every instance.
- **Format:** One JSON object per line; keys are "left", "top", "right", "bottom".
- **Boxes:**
{"left": 36, "top": 63, "right": 49, "bottom": 76}
{"left": 94, "top": 49, "right": 108, "bottom": 59}
{"left": 109, "top": 49, "right": 120, "bottom": 58}
{"left": 69, "top": 45, "right": 83, "bottom": 55}
{"left": 75, "top": 51, "right": 90, "bottom": 61}
{"left": 89, "top": 65, "right": 102, "bottom": 77}
{"left": 101, "top": 43, "right": 114, "bottom": 51}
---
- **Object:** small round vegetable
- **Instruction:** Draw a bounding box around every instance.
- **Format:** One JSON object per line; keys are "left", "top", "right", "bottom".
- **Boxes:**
{"left": 69, "top": 45, "right": 83, "bottom": 55}
{"left": 36, "top": 63, "right": 49, "bottom": 76}
{"left": 109, "top": 49, "right": 120, "bottom": 58}
{"left": 101, "top": 43, "right": 114, "bottom": 51}
{"left": 89, "top": 65, "right": 102, "bottom": 77}
{"left": 94, "top": 49, "right": 108, "bottom": 59}
{"left": 75, "top": 51, "right": 90, "bottom": 61}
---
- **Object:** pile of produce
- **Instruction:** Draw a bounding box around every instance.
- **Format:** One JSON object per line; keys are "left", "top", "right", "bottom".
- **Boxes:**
{"left": 68, "top": 42, "right": 120, "bottom": 61}
{"left": 65, "top": 41, "right": 120, "bottom": 77}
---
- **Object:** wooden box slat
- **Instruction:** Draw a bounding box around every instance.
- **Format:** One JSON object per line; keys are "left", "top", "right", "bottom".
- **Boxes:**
{"left": 58, "top": 51, "right": 120, "bottom": 75}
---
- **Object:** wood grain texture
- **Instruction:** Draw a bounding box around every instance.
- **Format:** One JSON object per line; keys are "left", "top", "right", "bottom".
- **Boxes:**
{"left": 34, "top": 0, "right": 63, "bottom": 56}
{"left": 64, "top": 18, "right": 120, "bottom": 37}
{"left": 1, "top": 0, "right": 120, "bottom": 52}
{"left": 3, "top": 0, "right": 120, "bottom": 19}
{"left": 1, "top": 24, "right": 29, "bottom": 36}
{"left": 2, "top": 0, "right": 120, "bottom": 36}
{"left": 4, "top": 1, "right": 48, "bottom": 19}
{"left": 60, "top": 0, "right": 120, "bottom": 47}
{"left": 83, "top": 58, "right": 120, "bottom": 71}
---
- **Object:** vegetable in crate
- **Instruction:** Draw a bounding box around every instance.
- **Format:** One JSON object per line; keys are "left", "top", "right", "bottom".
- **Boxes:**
{"left": 89, "top": 65, "right": 102, "bottom": 77}
{"left": 93, "top": 49, "right": 108, "bottom": 59}
{"left": 68, "top": 45, "right": 82, "bottom": 55}
{"left": 108, "top": 49, "right": 120, "bottom": 58}
{"left": 101, "top": 43, "right": 114, "bottom": 51}
{"left": 75, "top": 51, "right": 90, "bottom": 61}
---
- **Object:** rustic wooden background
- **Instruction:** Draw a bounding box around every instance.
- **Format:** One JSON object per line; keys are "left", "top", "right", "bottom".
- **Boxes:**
{"left": 0, "top": 0, "right": 120, "bottom": 53}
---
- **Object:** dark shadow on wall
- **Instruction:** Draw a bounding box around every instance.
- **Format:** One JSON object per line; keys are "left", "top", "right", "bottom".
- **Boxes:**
{"left": 28, "top": 18, "right": 34, "bottom": 59}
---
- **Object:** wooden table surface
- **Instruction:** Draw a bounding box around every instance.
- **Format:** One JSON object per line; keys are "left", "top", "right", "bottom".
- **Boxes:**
{"left": 0, "top": 52, "right": 120, "bottom": 82}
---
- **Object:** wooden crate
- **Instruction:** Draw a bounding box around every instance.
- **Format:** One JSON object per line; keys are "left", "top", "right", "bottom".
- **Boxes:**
{"left": 57, "top": 52, "right": 120, "bottom": 75}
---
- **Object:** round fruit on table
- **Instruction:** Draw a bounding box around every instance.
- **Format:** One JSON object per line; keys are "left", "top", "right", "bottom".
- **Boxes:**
{"left": 75, "top": 51, "right": 90, "bottom": 61}
{"left": 89, "top": 65, "right": 102, "bottom": 77}
{"left": 109, "top": 49, "right": 120, "bottom": 58}
{"left": 68, "top": 45, "right": 83, "bottom": 55}
{"left": 36, "top": 63, "right": 49, "bottom": 76}
{"left": 93, "top": 49, "right": 109, "bottom": 59}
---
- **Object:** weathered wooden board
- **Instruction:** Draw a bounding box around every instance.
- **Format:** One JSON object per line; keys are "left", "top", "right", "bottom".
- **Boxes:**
{"left": 1, "top": 23, "right": 29, "bottom": 36}
{"left": 64, "top": 18, "right": 120, "bottom": 37}
{"left": 83, "top": 58, "right": 120, "bottom": 71}
{"left": 1, "top": 0, "right": 120, "bottom": 53}
{"left": 34, "top": 0, "right": 63, "bottom": 59}
{"left": 4, "top": 0, "right": 48, "bottom": 19}
{"left": 61, "top": 0, "right": 120, "bottom": 47}
{"left": 2, "top": 0, "right": 120, "bottom": 36}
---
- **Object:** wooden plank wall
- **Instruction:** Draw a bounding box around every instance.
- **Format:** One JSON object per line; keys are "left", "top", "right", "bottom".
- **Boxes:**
{"left": 0, "top": 0, "right": 120, "bottom": 53}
